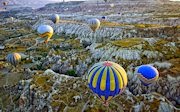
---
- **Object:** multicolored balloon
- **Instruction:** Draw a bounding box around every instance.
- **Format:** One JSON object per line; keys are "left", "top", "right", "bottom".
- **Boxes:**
{"left": 37, "top": 25, "right": 54, "bottom": 43}
{"left": 136, "top": 65, "right": 159, "bottom": 86}
{"left": 50, "top": 14, "right": 60, "bottom": 24}
{"left": 6, "top": 53, "right": 21, "bottom": 67}
{"left": 88, "top": 61, "right": 128, "bottom": 105}
{"left": 87, "top": 18, "right": 101, "bottom": 32}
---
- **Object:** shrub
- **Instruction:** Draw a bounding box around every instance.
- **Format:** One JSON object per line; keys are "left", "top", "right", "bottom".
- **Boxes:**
{"left": 66, "top": 69, "right": 77, "bottom": 77}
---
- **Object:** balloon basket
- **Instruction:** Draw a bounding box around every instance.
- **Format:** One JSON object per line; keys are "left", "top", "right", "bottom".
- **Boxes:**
{"left": 103, "top": 101, "right": 109, "bottom": 107}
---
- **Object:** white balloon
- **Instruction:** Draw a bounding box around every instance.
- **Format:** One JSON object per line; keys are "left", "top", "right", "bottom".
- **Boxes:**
{"left": 37, "top": 25, "right": 53, "bottom": 35}
{"left": 110, "top": 3, "right": 115, "bottom": 8}
{"left": 87, "top": 18, "right": 101, "bottom": 32}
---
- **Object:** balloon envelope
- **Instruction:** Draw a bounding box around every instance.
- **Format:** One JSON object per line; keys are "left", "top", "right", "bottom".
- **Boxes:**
{"left": 50, "top": 14, "right": 60, "bottom": 24}
{"left": 6, "top": 53, "right": 21, "bottom": 67}
{"left": 87, "top": 18, "right": 101, "bottom": 32}
{"left": 110, "top": 3, "right": 115, "bottom": 8}
{"left": 88, "top": 61, "right": 128, "bottom": 104}
{"left": 10, "top": 17, "right": 14, "bottom": 22}
{"left": 3, "top": 2, "right": 8, "bottom": 6}
{"left": 37, "top": 25, "right": 54, "bottom": 43}
{"left": 137, "top": 65, "right": 159, "bottom": 86}
{"left": 102, "top": 16, "right": 106, "bottom": 20}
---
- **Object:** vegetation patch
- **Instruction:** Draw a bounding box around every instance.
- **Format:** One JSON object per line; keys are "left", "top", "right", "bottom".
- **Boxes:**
{"left": 111, "top": 38, "right": 145, "bottom": 48}
{"left": 169, "top": 58, "right": 180, "bottom": 76}
{"left": 176, "top": 25, "right": 180, "bottom": 29}
{"left": 32, "top": 75, "right": 54, "bottom": 92}
{"left": 101, "top": 21, "right": 126, "bottom": 27}
{"left": 66, "top": 69, "right": 77, "bottom": 77}
{"left": 132, "top": 23, "right": 164, "bottom": 28}
{"left": 0, "top": 72, "right": 24, "bottom": 87}
{"left": 156, "top": 14, "right": 180, "bottom": 18}
{"left": 95, "top": 43, "right": 106, "bottom": 49}
{"left": 66, "top": 39, "right": 82, "bottom": 49}
{"left": 101, "top": 21, "right": 164, "bottom": 28}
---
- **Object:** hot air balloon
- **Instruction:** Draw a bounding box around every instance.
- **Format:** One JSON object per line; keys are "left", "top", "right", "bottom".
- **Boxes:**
{"left": 88, "top": 61, "right": 128, "bottom": 105}
{"left": 9, "top": 17, "right": 14, "bottom": 22}
{"left": 37, "top": 25, "right": 54, "bottom": 43}
{"left": 6, "top": 53, "right": 21, "bottom": 67}
{"left": 110, "top": 3, "right": 114, "bottom": 8}
{"left": 136, "top": 65, "right": 159, "bottom": 86}
{"left": 50, "top": 14, "right": 60, "bottom": 24}
{"left": 3, "top": 1, "right": 8, "bottom": 6}
{"left": 102, "top": 16, "right": 106, "bottom": 20}
{"left": 87, "top": 18, "right": 101, "bottom": 32}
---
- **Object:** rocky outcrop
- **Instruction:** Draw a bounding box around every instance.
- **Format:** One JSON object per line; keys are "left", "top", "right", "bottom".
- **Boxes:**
{"left": 13, "top": 70, "right": 179, "bottom": 112}
{"left": 87, "top": 43, "right": 163, "bottom": 61}
{"left": 33, "top": 19, "right": 179, "bottom": 44}
{"left": 0, "top": 0, "right": 179, "bottom": 111}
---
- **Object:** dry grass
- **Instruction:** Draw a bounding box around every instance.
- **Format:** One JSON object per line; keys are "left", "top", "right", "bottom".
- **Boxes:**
{"left": 169, "top": 58, "right": 180, "bottom": 76}
{"left": 111, "top": 38, "right": 145, "bottom": 48}
{"left": 101, "top": 21, "right": 126, "bottom": 27}
{"left": 101, "top": 21, "right": 165, "bottom": 28}
{"left": 156, "top": 14, "right": 180, "bottom": 18}
{"left": 0, "top": 72, "right": 24, "bottom": 87}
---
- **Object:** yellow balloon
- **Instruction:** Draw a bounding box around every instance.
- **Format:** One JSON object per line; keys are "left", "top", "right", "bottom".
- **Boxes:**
{"left": 37, "top": 25, "right": 54, "bottom": 43}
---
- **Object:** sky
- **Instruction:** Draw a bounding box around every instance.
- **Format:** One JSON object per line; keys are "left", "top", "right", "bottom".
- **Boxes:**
{"left": 2, "top": 0, "right": 88, "bottom": 8}
{"left": 2, "top": 0, "right": 180, "bottom": 9}
{"left": 169, "top": 0, "right": 180, "bottom": 1}
{"left": 50, "top": 0, "right": 87, "bottom": 1}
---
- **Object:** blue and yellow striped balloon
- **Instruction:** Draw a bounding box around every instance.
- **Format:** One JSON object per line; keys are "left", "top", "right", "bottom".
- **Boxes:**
{"left": 137, "top": 65, "right": 159, "bottom": 86}
{"left": 88, "top": 61, "right": 128, "bottom": 104}
{"left": 6, "top": 53, "right": 21, "bottom": 67}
